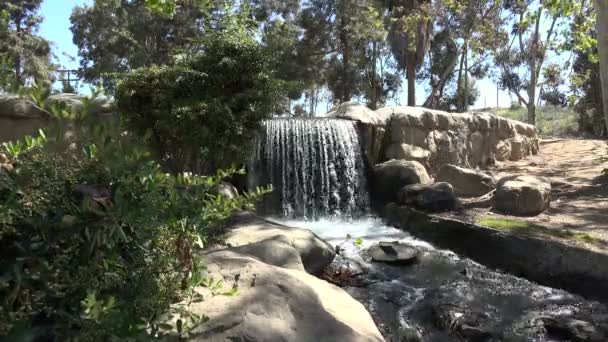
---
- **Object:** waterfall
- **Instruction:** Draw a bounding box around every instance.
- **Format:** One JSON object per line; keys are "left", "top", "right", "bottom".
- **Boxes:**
{"left": 249, "top": 118, "right": 369, "bottom": 220}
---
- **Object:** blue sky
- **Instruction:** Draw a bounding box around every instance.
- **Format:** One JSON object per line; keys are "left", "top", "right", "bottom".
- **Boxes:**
{"left": 37, "top": 0, "right": 519, "bottom": 110}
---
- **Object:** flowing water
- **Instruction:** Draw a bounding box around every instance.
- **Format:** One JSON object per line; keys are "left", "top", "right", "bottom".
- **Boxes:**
{"left": 250, "top": 118, "right": 608, "bottom": 341}
{"left": 248, "top": 118, "right": 368, "bottom": 219}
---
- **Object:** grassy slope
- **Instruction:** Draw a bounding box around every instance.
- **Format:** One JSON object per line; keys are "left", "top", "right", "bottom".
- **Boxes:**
{"left": 475, "top": 105, "right": 578, "bottom": 137}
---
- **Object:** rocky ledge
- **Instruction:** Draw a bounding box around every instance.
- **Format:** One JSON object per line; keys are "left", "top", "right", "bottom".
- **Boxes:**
{"left": 329, "top": 102, "right": 539, "bottom": 171}
{"left": 162, "top": 212, "right": 384, "bottom": 342}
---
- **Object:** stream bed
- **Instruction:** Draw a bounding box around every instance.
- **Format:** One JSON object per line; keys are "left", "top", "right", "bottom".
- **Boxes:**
{"left": 272, "top": 217, "right": 608, "bottom": 342}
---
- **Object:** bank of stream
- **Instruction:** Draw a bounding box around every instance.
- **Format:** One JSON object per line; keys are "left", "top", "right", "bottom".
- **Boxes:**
{"left": 273, "top": 217, "right": 608, "bottom": 341}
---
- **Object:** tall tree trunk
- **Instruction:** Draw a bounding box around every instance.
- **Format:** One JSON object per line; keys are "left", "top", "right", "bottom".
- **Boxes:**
{"left": 526, "top": 11, "right": 542, "bottom": 125}
{"left": 464, "top": 42, "right": 469, "bottom": 112}
{"left": 406, "top": 55, "right": 416, "bottom": 106}
{"left": 423, "top": 38, "right": 459, "bottom": 109}
{"left": 594, "top": 0, "right": 608, "bottom": 134}
{"left": 339, "top": 8, "right": 352, "bottom": 103}
{"left": 369, "top": 41, "right": 379, "bottom": 110}
{"left": 14, "top": 15, "right": 23, "bottom": 84}
{"left": 455, "top": 45, "right": 466, "bottom": 112}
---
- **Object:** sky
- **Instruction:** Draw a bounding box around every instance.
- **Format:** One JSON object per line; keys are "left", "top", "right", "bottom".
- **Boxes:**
{"left": 37, "top": 0, "right": 517, "bottom": 110}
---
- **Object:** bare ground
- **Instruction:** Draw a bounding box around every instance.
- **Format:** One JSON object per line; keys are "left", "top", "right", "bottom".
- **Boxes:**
{"left": 463, "top": 139, "right": 608, "bottom": 252}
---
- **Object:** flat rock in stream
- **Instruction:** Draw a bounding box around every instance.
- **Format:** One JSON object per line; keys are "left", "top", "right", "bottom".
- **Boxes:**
{"left": 368, "top": 242, "right": 419, "bottom": 265}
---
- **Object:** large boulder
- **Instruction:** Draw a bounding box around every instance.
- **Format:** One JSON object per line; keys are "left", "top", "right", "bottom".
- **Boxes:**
{"left": 372, "top": 159, "right": 431, "bottom": 203}
{"left": 328, "top": 101, "right": 385, "bottom": 125}
{"left": 397, "top": 182, "right": 458, "bottom": 212}
{"left": 46, "top": 93, "right": 114, "bottom": 116}
{"left": 179, "top": 250, "right": 385, "bottom": 342}
{"left": 495, "top": 175, "right": 551, "bottom": 216}
{"left": 435, "top": 164, "right": 496, "bottom": 197}
{"left": 385, "top": 143, "right": 431, "bottom": 166}
{"left": 0, "top": 95, "right": 50, "bottom": 119}
{"left": 222, "top": 237, "right": 305, "bottom": 271}
{"left": 223, "top": 212, "right": 335, "bottom": 274}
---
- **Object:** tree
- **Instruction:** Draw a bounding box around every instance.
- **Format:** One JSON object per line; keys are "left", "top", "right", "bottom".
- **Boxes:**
{"left": 594, "top": 0, "right": 608, "bottom": 133}
{"left": 0, "top": 0, "right": 52, "bottom": 87}
{"left": 117, "top": 23, "right": 281, "bottom": 174}
{"left": 70, "top": 0, "right": 209, "bottom": 89}
{"left": 422, "top": 0, "right": 500, "bottom": 111}
{"left": 493, "top": 0, "right": 573, "bottom": 125}
{"left": 387, "top": 0, "right": 433, "bottom": 106}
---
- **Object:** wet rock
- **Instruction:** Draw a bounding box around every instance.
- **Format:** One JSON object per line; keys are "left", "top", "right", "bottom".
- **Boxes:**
{"left": 543, "top": 317, "right": 605, "bottom": 342}
{"left": 373, "top": 159, "right": 431, "bottom": 203}
{"left": 224, "top": 212, "right": 335, "bottom": 274}
{"left": 435, "top": 164, "right": 496, "bottom": 197}
{"left": 398, "top": 182, "right": 458, "bottom": 212}
{"left": 368, "top": 242, "right": 419, "bottom": 265}
{"left": 495, "top": 175, "right": 551, "bottom": 216}
{"left": 385, "top": 143, "right": 431, "bottom": 166}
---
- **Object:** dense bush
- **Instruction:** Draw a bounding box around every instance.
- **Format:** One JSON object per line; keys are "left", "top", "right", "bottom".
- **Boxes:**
{"left": 116, "top": 28, "right": 281, "bottom": 174}
{"left": 0, "top": 118, "right": 262, "bottom": 340}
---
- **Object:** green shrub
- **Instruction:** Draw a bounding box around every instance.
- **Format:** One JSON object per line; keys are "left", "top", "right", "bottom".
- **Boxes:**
{"left": 0, "top": 121, "right": 264, "bottom": 340}
{"left": 116, "top": 28, "right": 281, "bottom": 174}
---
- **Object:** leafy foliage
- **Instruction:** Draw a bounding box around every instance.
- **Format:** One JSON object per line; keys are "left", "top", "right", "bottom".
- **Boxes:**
{"left": 116, "top": 26, "right": 281, "bottom": 174}
{"left": 0, "top": 1, "right": 52, "bottom": 89}
{"left": 70, "top": 0, "right": 213, "bottom": 90}
{"left": 0, "top": 89, "right": 266, "bottom": 340}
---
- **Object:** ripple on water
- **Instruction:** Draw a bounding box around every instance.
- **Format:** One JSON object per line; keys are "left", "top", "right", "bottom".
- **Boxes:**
{"left": 267, "top": 216, "right": 608, "bottom": 342}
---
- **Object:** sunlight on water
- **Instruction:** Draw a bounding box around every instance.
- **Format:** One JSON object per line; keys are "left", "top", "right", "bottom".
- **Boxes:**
{"left": 268, "top": 216, "right": 435, "bottom": 251}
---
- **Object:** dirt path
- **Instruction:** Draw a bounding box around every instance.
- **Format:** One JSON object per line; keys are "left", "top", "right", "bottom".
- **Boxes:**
{"left": 478, "top": 139, "right": 608, "bottom": 251}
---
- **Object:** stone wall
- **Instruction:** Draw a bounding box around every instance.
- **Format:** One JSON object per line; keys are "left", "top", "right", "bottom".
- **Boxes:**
{"left": 329, "top": 102, "right": 539, "bottom": 173}
{"left": 0, "top": 93, "right": 115, "bottom": 142}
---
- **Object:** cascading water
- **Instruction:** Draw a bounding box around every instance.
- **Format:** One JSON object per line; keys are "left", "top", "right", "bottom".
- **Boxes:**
{"left": 248, "top": 118, "right": 369, "bottom": 220}
{"left": 247, "top": 117, "right": 608, "bottom": 341}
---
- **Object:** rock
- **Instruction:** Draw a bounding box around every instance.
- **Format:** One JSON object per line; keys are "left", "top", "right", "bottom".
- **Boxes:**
{"left": 368, "top": 242, "right": 419, "bottom": 265}
{"left": 0, "top": 95, "right": 50, "bottom": 119}
{"left": 495, "top": 175, "right": 551, "bottom": 216}
{"left": 328, "top": 101, "right": 385, "bottom": 125}
{"left": 385, "top": 143, "right": 431, "bottom": 166}
{"left": 495, "top": 140, "right": 511, "bottom": 161}
{"left": 46, "top": 93, "right": 114, "bottom": 117}
{"left": 211, "top": 182, "right": 238, "bottom": 199}
{"left": 508, "top": 135, "right": 525, "bottom": 161}
{"left": 179, "top": 250, "right": 384, "bottom": 342}
{"left": 435, "top": 164, "right": 496, "bottom": 197}
{"left": 398, "top": 182, "right": 458, "bottom": 212}
{"left": 221, "top": 237, "right": 305, "bottom": 271}
{"left": 223, "top": 212, "right": 335, "bottom": 274}
{"left": 372, "top": 160, "right": 431, "bottom": 203}
{"left": 543, "top": 317, "right": 605, "bottom": 342}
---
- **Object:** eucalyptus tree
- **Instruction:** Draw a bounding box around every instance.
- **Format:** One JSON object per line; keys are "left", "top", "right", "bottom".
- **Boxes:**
{"left": 70, "top": 0, "right": 213, "bottom": 89}
{"left": 492, "top": 0, "right": 575, "bottom": 125}
{"left": 0, "top": 0, "right": 52, "bottom": 87}
{"left": 594, "top": 0, "right": 608, "bottom": 133}
{"left": 422, "top": 0, "right": 501, "bottom": 111}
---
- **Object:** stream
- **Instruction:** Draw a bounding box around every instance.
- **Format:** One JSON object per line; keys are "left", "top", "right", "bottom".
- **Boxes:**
{"left": 272, "top": 217, "right": 608, "bottom": 342}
